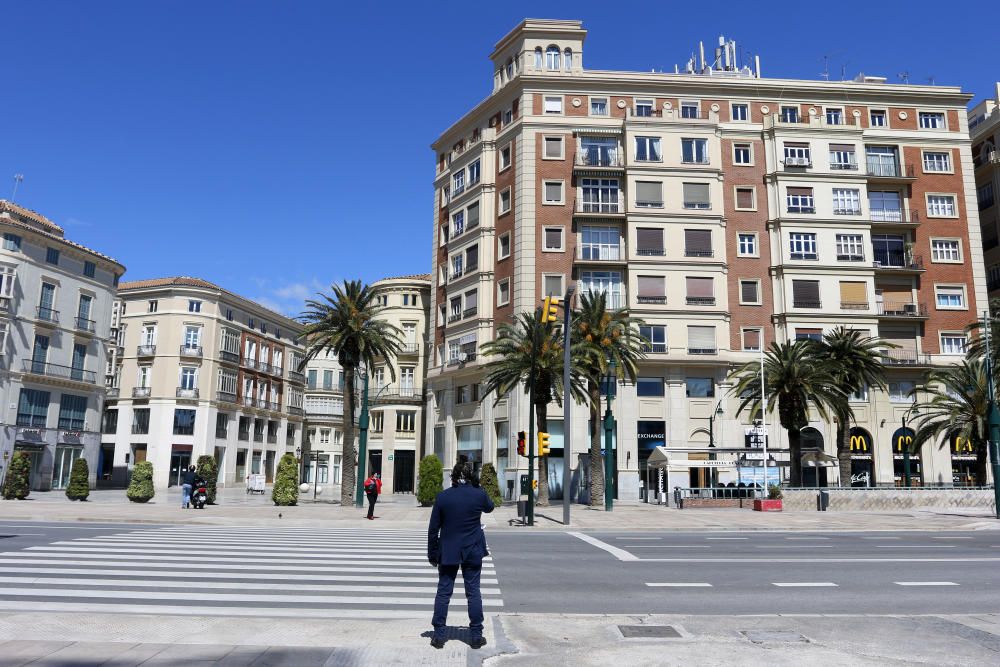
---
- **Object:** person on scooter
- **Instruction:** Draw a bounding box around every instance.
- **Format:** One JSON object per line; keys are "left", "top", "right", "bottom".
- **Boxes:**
{"left": 181, "top": 465, "right": 196, "bottom": 508}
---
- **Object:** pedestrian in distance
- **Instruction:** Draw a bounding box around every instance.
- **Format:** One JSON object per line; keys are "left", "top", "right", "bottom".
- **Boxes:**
{"left": 427, "top": 461, "right": 494, "bottom": 650}
{"left": 364, "top": 472, "right": 382, "bottom": 520}
{"left": 181, "top": 465, "right": 196, "bottom": 509}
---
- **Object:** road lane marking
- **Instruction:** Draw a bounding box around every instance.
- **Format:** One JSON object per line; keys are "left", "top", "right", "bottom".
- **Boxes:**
{"left": 784, "top": 537, "right": 830, "bottom": 540}
{"left": 0, "top": 556, "right": 490, "bottom": 574}
{"left": 615, "top": 537, "right": 661, "bottom": 540}
{"left": 629, "top": 545, "right": 711, "bottom": 549}
{"left": 597, "top": 557, "right": 1000, "bottom": 563}
{"left": 705, "top": 537, "right": 748, "bottom": 540}
{"left": 754, "top": 545, "right": 834, "bottom": 549}
{"left": 567, "top": 532, "right": 638, "bottom": 561}
{"left": 0, "top": 567, "right": 497, "bottom": 584}
{"left": 932, "top": 536, "right": 973, "bottom": 540}
{"left": 862, "top": 537, "right": 900, "bottom": 540}
{"left": 875, "top": 545, "right": 956, "bottom": 549}
{"left": 645, "top": 583, "right": 712, "bottom": 587}
{"left": 0, "top": 601, "right": 444, "bottom": 619}
{"left": 772, "top": 582, "right": 838, "bottom": 587}
{"left": 894, "top": 581, "right": 959, "bottom": 586}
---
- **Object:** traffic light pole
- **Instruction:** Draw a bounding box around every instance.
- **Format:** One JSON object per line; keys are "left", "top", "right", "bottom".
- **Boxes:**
{"left": 561, "top": 287, "right": 575, "bottom": 526}
{"left": 983, "top": 311, "right": 1000, "bottom": 519}
{"left": 355, "top": 372, "right": 370, "bottom": 508}
{"left": 526, "top": 356, "right": 537, "bottom": 527}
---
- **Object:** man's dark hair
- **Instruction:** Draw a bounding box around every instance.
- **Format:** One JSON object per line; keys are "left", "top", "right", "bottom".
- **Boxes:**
{"left": 451, "top": 461, "right": 479, "bottom": 486}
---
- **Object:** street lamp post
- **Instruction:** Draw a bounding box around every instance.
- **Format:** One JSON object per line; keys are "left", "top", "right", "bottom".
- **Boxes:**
{"left": 708, "top": 401, "right": 723, "bottom": 491}
{"left": 355, "top": 372, "right": 371, "bottom": 508}
{"left": 982, "top": 311, "right": 1000, "bottom": 519}
{"left": 603, "top": 358, "right": 617, "bottom": 512}
{"left": 900, "top": 406, "right": 920, "bottom": 488}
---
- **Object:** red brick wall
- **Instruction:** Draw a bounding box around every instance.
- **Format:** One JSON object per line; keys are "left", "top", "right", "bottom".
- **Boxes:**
{"left": 535, "top": 133, "right": 576, "bottom": 305}
{"left": 493, "top": 136, "right": 517, "bottom": 325}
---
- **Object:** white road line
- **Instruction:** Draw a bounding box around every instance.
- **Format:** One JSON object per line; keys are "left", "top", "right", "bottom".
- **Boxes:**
{"left": 754, "top": 546, "right": 834, "bottom": 549}
{"left": 0, "top": 567, "right": 497, "bottom": 584}
{"left": 645, "top": 583, "right": 712, "bottom": 587}
{"left": 629, "top": 545, "right": 711, "bottom": 549}
{"left": 784, "top": 537, "right": 830, "bottom": 540}
{"left": 705, "top": 537, "right": 748, "bottom": 540}
{"left": 932, "top": 536, "right": 974, "bottom": 540}
{"left": 894, "top": 581, "right": 959, "bottom": 586}
{"left": 57, "top": 541, "right": 427, "bottom": 554}
{"left": 567, "top": 532, "right": 638, "bottom": 562}
{"left": 25, "top": 547, "right": 440, "bottom": 564}
{"left": 0, "top": 601, "right": 461, "bottom": 619}
{"left": 772, "top": 582, "right": 838, "bottom": 587}
{"left": 603, "top": 557, "right": 1000, "bottom": 563}
{"left": 614, "top": 537, "right": 661, "bottom": 540}
{"left": 875, "top": 545, "right": 957, "bottom": 549}
{"left": 0, "top": 587, "right": 504, "bottom": 607}
{"left": 0, "top": 557, "right": 492, "bottom": 574}
{"left": 862, "top": 537, "right": 901, "bottom": 540}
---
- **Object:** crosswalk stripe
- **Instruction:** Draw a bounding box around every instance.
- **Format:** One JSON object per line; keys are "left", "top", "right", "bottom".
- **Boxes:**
{"left": 0, "top": 566, "right": 498, "bottom": 584}
{"left": 0, "top": 601, "right": 451, "bottom": 619}
{"left": 0, "top": 557, "right": 490, "bottom": 575}
{"left": 49, "top": 541, "right": 431, "bottom": 554}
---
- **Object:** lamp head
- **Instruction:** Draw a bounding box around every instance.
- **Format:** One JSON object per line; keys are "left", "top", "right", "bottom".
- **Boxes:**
{"left": 715, "top": 404, "right": 724, "bottom": 416}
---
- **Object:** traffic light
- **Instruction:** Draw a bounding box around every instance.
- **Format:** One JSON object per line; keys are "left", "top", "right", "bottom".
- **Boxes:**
{"left": 532, "top": 479, "right": 538, "bottom": 490}
{"left": 540, "top": 296, "right": 560, "bottom": 323}
{"left": 538, "top": 431, "right": 551, "bottom": 457}
{"left": 517, "top": 431, "right": 526, "bottom": 457}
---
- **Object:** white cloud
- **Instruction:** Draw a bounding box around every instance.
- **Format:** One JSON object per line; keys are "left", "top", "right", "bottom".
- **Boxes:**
{"left": 252, "top": 277, "right": 331, "bottom": 317}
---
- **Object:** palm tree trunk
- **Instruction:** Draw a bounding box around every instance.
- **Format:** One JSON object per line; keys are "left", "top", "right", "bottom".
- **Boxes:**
{"left": 836, "top": 421, "right": 852, "bottom": 487}
{"left": 788, "top": 428, "right": 803, "bottom": 487}
{"left": 535, "top": 399, "right": 550, "bottom": 507}
{"left": 341, "top": 366, "right": 357, "bottom": 506}
{"left": 588, "top": 381, "right": 604, "bottom": 507}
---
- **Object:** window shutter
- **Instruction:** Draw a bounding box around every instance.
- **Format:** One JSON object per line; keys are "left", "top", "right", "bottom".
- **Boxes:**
{"left": 829, "top": 143, "right": 855, "bottom": 152}
{"left": 792, "top": 280, "right": 820, "bottom": 304}
{"left": 467, "top": 202, "right": 479, "bottom": 227}
{"left": 545, "top": 228, "right": 562, "bottom": 248}
{"left": 635, "top": 181, "right": 662, "bottom": 204}
{"left": 684, "top": 229, "right": 712, "bottom": 254}
{"left": 787, "top": 186, "right": 813, "bottom": 196}
{"left": 636, "top": 228, "right": 663, "bottom": 251}
{"left": 736, "top": 188, "right": 754, "bottom": 209}
{"left": 881, "top": 327, "right": 917, "bottom": 353}
{"left": 740, "top": 280, "right": 759, "bottom": 303}
{"left": 743, "top": 328, "right": 761, "bottom": 349}
{"left": 683, "top": 182, "right": 710, "bottom": 205}
{"left": 545, "top": 182, "right": 562, "bottom": 202}
{"left": 839, "top": 281, "right": 867, "bottom": 305}
{"left": 688, "top": 326, "right": 715, "bottom": 349}
{"left": 686, "top": 277, "right": 714, "bottom": 297}
{"left": 465, "top": 290, "right": 478, "bottom": 310}
{"left": 637, "top": 276, "right": 664, "bottom": 296}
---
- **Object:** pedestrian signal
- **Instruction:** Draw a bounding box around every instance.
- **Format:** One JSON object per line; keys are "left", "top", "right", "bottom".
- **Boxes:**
{"left": 538, "top": 432, "right": 551, "bottom": 456}
{"left": 540, "top": 296, "right": 560, "bottom": 323}
{"left": 517, "top": 431, "right": 526, "bottom": 457}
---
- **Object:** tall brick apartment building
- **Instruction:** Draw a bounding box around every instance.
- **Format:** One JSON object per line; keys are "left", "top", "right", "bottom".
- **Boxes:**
{"left": 970, "top": 83, "right": 1000, "bottom": 299}
{"left": 426, "top": 19, "right": 989, "bottom": 499}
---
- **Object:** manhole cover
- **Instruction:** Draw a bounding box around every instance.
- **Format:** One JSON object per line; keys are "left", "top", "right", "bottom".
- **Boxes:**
{"left": 619, "top": 625, "right": 682, "bottom": 639}
{"left": 742, "top": 631, "right": 808, "bottom": 644}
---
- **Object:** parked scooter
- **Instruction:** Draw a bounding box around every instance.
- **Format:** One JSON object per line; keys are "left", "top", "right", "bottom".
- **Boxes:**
{"left": 191, "top": 477, "right": 208, "bottom": 509}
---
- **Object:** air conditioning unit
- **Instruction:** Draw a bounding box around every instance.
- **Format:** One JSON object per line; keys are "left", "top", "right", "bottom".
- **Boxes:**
{"left": 458, "top": 353, "right": 468, "bottom": 362}
{"left": 873, "top": 261, "right": 883, "bottom": 268}
{"left": 903, "top": 303, "right": 918, "bottom": 314}
{"left": 785, "top": 157, "right": 810, "bottom": 166}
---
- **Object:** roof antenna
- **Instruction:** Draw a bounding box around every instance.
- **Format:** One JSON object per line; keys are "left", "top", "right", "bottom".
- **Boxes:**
{"left": 820, "top": 55, "right": 829, "bottom": 81}
{"left": 897, "top": 71, "right": 910, "bottom": 84}
{"left": 10, "top": 174, "right": 23, "bottom": 201}
{"left": 927, "top": 75, "right": 936, "bottom": 86}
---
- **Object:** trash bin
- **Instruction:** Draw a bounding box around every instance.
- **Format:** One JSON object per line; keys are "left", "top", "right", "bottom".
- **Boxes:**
{"left": 517, "top": 499, "right": 527, "bottom": 519}
{"left": 817, "top": 490, "right": 830, "bottom": 511}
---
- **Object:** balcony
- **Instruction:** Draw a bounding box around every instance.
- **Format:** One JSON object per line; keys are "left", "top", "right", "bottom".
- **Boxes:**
{"left": 793, "top": 300, "right": 823, "bottom": 309}
{"left": 243, "top": 358, "right": 258, "bottom": 370}
{"left": 22, "top": 360, "right": 97, "bottom": 385}
{"left": 783, "top": 157, "right": 813, "bottom": 169}
{"left": 304, "top": 403, "right": 343, "bottom": 417}
{"left": 179, "top": 345, "right": 203, "bottom": 358}
{"left": 75, "top": 317, "right": 96, "bottom": 334}
{"left": 371, "top": 385, "right": 424, "bottom": 404}
{"left": 577, "top": 244, "right": 625, "bottom": 263}
{"left": 216, "top": 391, "right": 238, "bottom": 404}
{"left": 830, "top": 161, "right": 859, "bottom": 171}
{"left": 877, "top": 302, "right": 929, "bottom": 318}
{"left": 768, "top": 114, "right": 860, "bottom": 129}
{"left": 289, "top": 370, "right": 305, "bottom": 383}
{"left": 447, "top": 311, "right": 464, "bottom": 324}
{"left": 575, "top": 152, "right": 624, "bottom": 168}
{"left": 882, "top": 349, "right": 932, "bottom": 366}
{"left": 577, "top": 291, "right": 626, "bottom": 310}
{"left": 258, "top": 363, "right": 272, "bottom": 375}
{"left": 36, "top": 306, "right": 59, "bottom": 324}
{"left": 642, "top": 343, "right": 668, "bottom": 354}
{"left": 869, "top": 210, "right": 920, "bottom": 226}
{"left": 866, "top": 162, "right": 916, "bottom": 180}
{"left": 840, "top": 301, "right": 869, "bottom": 311}
{"left": 575, "top": 200, "right": 624, "bottom": 216}
{"left": 131, "top": 423, "right": 150, "bottom": 435}
{"left": 636, "top": 248, "right": 665, "bottom": 257}
{"left": 238, "top": 429, "right": 250, "bottom": 441}
{"left": 873, "top": 254, "right": 925, "bottom": 272}
{"left": 288, "top": 406, "right": 304, "bottom": 417}
{"left": 219, "top": 350, "right": 240, "bottom": 364}
{"left": 399, "top": 343, "right": 419, "bottom": 355}
{"left": 256, "top": 398, "right": 269, "bottom": 409}
{"left": 267, "top": 433, "right": 278, "bottom": 444}
{"left": 253, "top": 432, "right": 264, "bottom": 443}
{"left": 215, "top": 428, "right": 228, "bottom": 439}
{"left": 106, "top": 387, "right": 120, "bottom": 399}
{"left": 685, "top": 296, "right": 716, "bottom": 306}
{"left": 684, "top": 250, "right": 714, "bottom": 258}
{"left": 176, "top": 387, "right": 199, "bottom": 399}
{"left": 271, "top": 365, "right": 284, "bottom": 377}
{"left": 637, "top": 295, "right": 666, "bottom": 305}
{"left": 136, "top": 345, "right": 156, "bottom": 357}
{"left": 688, "top": 347, "right": 718, "bottom": 355}
{"left": 132, "top": 387, "right": 151, "bottom": 398}
{"left": 268, "top": 401, "right": 281, "bottom": 412}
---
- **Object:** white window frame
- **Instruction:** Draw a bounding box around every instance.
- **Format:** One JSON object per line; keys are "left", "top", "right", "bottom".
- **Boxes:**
{"left": 681, "top": 138, "right": 709, "bottom": 164}
{"left": 737, "top": 233, "right": 758, "bottom": 257}
{"left": 788, "top": 232, "right": 818, "bottom": 260}
{"left": 824, "top": 107, "right": 844, "bottom": 125}
{"left": 731, "top": 103, "right": 749, "bottom": 122}
{"left": 634, "top": 136, "right": 662, "bottom": 162}
{"left": 934, "top": 284, "right": 967, "bottom": 310}
{"left": 542, "top": 273, "right": 565, "bottom": 297}
{"left": 543, "top": 136, "right": 564, "bottom": 160}
{"left": 498, "top": 232, "right": 511, "bottom": 260}
{"left": 783, "top": 143, "right": 812, "bottom": 165}
{"left": 940, "top": 333, "right": 968, "bottom": 356}
{"left": 786, "top": 188, "right": 815, "bottom": 214}
{"left": 543, "top": 96, "right": 563, "bottom": 115}
{"left": 738, "top": 279, "right": 762, "bottom": 305}
{"left": 921, "top": 150, "right": 952, "bottom": 173}
{"left": 835, "top": 233, "right": 865, "bottom": 261}
{"left": 732, "top": 142, "right": 753, "bottom": 165}
{"left": 542, "top": 180, "right": 565, "bottom": 205}
{"left": 542, "top": 226, "right": 565, "bottom": 252}
{"left": 741, "top": 327, "right": 763, "bottom": 352}
{"left": 930, "top": 238, "right": 962, "bottom": 263}
{"left": 497, "top": 278, "right": 511, "bottom": 306}
{"left": 589, "top": 97, "right": 609, "bottom": 117}
{"left": 926, "top": 193, "right": 958, "bottom": 218}
{"left": 499, "top": 187, "right": 512, "bottom": 214}
{"left": 734, "top": 187, "right": 756, "bottom": 212}
{"left": 499, "top": 143, "right": 512, "bottom": 171}
{"left": 918, "top": 111, "right": 946, "bottom": 130}
{"left": 832, "top": 188, "right": 862, "bottom": 215}
{"left": 869, "top": 109, "right": 887, "bottom": 127}
{"left": 679, "top": 99, "right": 700, "bottom": 119}
{"left": 634, "top": 99, "right": 654, "bottom": 117}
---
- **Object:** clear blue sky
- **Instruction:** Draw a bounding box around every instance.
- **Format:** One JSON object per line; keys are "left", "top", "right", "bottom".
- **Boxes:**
{"left": 4, "top": 1, "right": 997, "bottom": 315}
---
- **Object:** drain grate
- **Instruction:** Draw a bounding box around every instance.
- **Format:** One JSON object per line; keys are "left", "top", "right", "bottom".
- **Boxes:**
{"left": 742, "top": 631, "right": 809, "bottom": 644}
{"left": 619, "top": 625, "right": 682, "bottom": 639}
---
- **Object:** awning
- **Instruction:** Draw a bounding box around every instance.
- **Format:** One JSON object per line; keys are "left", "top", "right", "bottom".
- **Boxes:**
{"left": 801, "top": 451, "right": 838, "bottom": 468}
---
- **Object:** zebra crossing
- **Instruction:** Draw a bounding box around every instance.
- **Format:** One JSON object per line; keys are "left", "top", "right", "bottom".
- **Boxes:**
{"left": 0, "top": 526, "right": 502, "bottom": 619}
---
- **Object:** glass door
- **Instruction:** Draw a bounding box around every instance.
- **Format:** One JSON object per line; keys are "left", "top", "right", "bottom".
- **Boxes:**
{"left": 869, "top": 191, "right": 903, "bottom": 222}
{"left": 866, "top": 147, "right": 899, "bottom": 177}
{"left": 169, "top": 452, "right": 190, "bottom": 486}
{"left": 52, "top": 446, "right": 82, "bottom": 489}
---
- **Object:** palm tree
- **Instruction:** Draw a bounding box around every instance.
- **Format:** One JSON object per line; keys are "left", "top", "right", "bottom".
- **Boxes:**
{"left": 819, "top": 327, "right": 890, "bottom": 486}
{"left": 299, "top": 280, "right": 402, "bottom": 505}
{"left": 912, "top": 358, "right": 991, "bottom": 485}
{"left": 572, "top": 291, "right": 646, "bottom": 507}
{"left": 480, "top": 312, "right": 587, "bottom": 506}
{"left": 729, "top": 340, "right": 845, "bottom": 486}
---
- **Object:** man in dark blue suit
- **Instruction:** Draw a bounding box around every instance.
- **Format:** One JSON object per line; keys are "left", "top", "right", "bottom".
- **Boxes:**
{"left": 427, "top": 461, "right": 495, "bottom": 649}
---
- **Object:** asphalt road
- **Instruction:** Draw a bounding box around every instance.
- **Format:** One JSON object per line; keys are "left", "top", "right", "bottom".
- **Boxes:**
{"left": 2, "top": 521, "right": 999, "bottom": 617}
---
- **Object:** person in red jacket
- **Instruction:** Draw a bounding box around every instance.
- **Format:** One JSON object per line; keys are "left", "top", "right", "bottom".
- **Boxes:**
{"left": 364, "top": 472, "right": 382, "bottom": 520}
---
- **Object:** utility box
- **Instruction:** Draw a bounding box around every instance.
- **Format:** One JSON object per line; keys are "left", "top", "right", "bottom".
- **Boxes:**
{"left": 817, "top": 490, "right": 830, "bottom": 511}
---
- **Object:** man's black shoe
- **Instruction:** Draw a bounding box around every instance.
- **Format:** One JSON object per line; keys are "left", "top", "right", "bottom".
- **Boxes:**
{"left": 430, "top": 637, "right": 446, "bottom": 649}
{"left": 469, "top": 637, "right": 487, "bottom": 650}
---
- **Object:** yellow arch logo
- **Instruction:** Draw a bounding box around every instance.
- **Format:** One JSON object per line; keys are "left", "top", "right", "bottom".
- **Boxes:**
{"left": 850, "top": 435, "right": 869, "bottom": 452}
{"left": 953, "top": 437, "right": 973, "bottom": 453}
{"left": 895, "top": 435, "right": 913, "bottom": 452}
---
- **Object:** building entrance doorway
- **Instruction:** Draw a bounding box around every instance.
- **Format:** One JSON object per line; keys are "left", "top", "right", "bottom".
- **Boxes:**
{"left": 169, "top": 451, "right": 191, "bottom": 487}
{"left": 52, "top": 445, "right": 82, "bottom": 490}
{"left": 14, "top": 445, "right": 46, "bottom": 491}
{"left": 393, "top": 450, "right": 415, "bottom": 493}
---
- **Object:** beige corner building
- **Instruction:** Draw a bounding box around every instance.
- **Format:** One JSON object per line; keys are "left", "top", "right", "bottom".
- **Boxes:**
{"left": 426, "top": 19, "right": 988, "bottom": 500}
{"left": 302, "top": 274, "right": 430, "bottom": 496}
{"left": 970, "top": 83, "right": 1000, "bottom": 298}
{"left": 103, "top": 277, "right": 306, "bottom": 491}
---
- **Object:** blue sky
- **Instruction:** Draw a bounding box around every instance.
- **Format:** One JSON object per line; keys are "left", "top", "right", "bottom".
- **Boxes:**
{"left": 4, "top": 1, "right": 997, "bottom": 315}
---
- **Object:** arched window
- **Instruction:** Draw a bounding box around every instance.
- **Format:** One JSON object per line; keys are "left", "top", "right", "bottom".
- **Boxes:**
{"left": 534, "top": 47, "right": 543, "bottom": 69}
{"left": 546, "top": 45, "right": 560, "bottom": 70}
{"left": 564, "top": 48, "right": 573, "bottom": 70}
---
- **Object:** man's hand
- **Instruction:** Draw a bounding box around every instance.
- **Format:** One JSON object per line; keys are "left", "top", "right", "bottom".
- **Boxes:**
{"left": 429, "top": 559, "right": 438, "bottom": 568}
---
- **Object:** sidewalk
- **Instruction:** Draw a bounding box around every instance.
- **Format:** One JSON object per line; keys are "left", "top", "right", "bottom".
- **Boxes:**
{"left": 1, "top": 487, "right": 997, "bottom": 531}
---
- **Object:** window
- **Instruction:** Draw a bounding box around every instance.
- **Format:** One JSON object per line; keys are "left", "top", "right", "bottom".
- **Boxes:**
{"left": 544, "top": 96, "right": 563, "bottom": 114}
{"left": 780, "top": 106, "right": 799, "bottom": 123}
{"left": 681, "top": 138, "right": 708, "bottom": 164}
{"left": 829, "top": 144, "right": 857, "bottom": 170}
{"left": 636, "top": 228, "right": 664, "bottom": 256}
{"left": 543, "top": 136, "right": 563, "bottom": 159}
{"left": 680, "top": 100, "right": 699, "bottom": 118}
{"left": 468, "top": 160, "right": 480, "bottom": 185}
{"left": 783, "top": 142, "right": 811, "bottom": 166}
{"left": 543, "top": 274, "right": 563, "bottom": 297}
{"left": 825, "top": 108, "right": 843, "bottom": 125}
{"left": 796, "top": 328, "right": 823, "bottom": 341}
{"left": 832, "top": 188, "right": 861, "bottom": 215}
{"left": 735, "top": 187, "right": 756, "bottom": 210}
{"left": 543, "top": 227, "right": 564, "bottom": 251}
{"left": 543, "top": 181, "right": 564, "bottom": 204}
{"left": 581, "top": 225, "right": 622, "bottom": 261}
{"left": 927, "top": 194, "right": 957, "bottom": 217}
{"left": 737, "top": 233, "right": 757, "bottom": 256}
{"left": 179, "top": 367, "right": 197, "bottom": 390}
{"left": 686, "top": 378, "right": 714, "bottom": 398}
{"left": 183, "top": 325, "right": 201, "bottom": 349}
{"left": 137, "top": 365, "right": 151, "bottom": 389}
{"left": 682, "top": 183, "right": 711, "bottom": 209}
{"left": 789, "top": 233, "right": 817, "bottom": 260}
{"left": 103, "top": 409, "right": 119, "bottom": 434}
{"left": 923, "top": 151, "right": 951, "bottom": 172}
{"left": 396, "top": 411, "right": 416, "bottom": 433}
{"left": 687, "top": 325, "right": 716, "bottom": 354}
{"left": 498, "top": 279, "right": 510, "bottom": 305}
{"left": 148, "top": 300, "right": 158, "bottom": 313}
{"left": 866, "top": 146, "right": 900, "bottom": 176}
{"left": 635, "top": 99, "right": 653, "bottom": 117}
{"left": 579, "top": 270, "right": 624, "bottom": 309}
{"left": 83, "top": 261, "right": 96, "bottom": 278}
{"left": 188, "top": 300, "right": 201, "bottom": 313}
{"left": 733, "top": 143, "right": 751, "bottom": 165}
{"left": 635, "top": 136, "right": 661, "bottom": 161}
{"left": 792, "top": 280, "right": 821, "bottom": 308}
{"left": 450, "top": 210, "right": 465, "bottom": 238}
{"left": 534, "top": 47, "right": 543, "bottom": 69}
{"left": 450, "top": 254, "right": 463, "bottom": 279}
{"left": 836, "top": 234, "right": 865, "bottom": 261}
{"left": 545, "top": 46, "right": 560, "bottom": 70}
{"left": 639, "top": 325, "right": 666, "bottom": 353}
{"left": 685, "top": 277, "right": 714, "bottom": 305}
{"left": 732, "top": 103, "right": 749, "bottom": 121}
{"left": 132, "top": 408, "right": 151, "bottom": 434}
{"left": 979, "top": 183, "right": 995, "bottom": 210}
{"left": 742, "top": 328, "right": 762, "bottom": 352}
{"left": 889, "top": 381, "right": 915, "bottom": 403}
{"left": 869, "top": 110, "right": 887, "bottom": 127}
{"left": 453, "top": 170, "right": 465, "bottom": 195}
{"left": 786, "top": 187, "right": 815, "bottom": 213}
{"left": 931, "top": 239, "right": 961, "bottom": 262}
{"left": 46, "top": 248, "right": 59, "bottom": 264}
{"left": 503, "top": 109, "right": 513, "bottom": 125}
{"left": 173, "top": 409, "right": 196, "bottom": 436}
{"left": 2, "top": 233, "right": 21, "bottom": 251}
{"left": 637, "top": 377, "right": 665, "bottom": 397}
{"left": 941, "top": 333, "right": 968, "bottom": 355}
{"left": 500, "top": 144, "right": 511, "bottom": 170}
{"left": 935, "top": 285, "right": 966, "bottom": 309}
{"left": 498, "top": 233, "right": 511, "bottom": 259}
{"left": 839, "top": 281, "right": 868, "bottom": 309}
{"left": 590, "top": 98, "right": 608, "bottom": 116}
{"left": 918, "top": 112, "right": 945, "bottom": 129}
{"left": 580, "top": 178, "right": 620, "bottom": 212}
{"left": 684, "top": 229, "right": 712, "bottom": 257}
{"left": 635, "top": 181, "right": 663, "bottom": 208}
{"left": 16, "top": 389, "right": 50, "bottom": 427}
{"left": 499, "top": 188, "right": 511, "bottom": 213}
{"left": 739, "top": 279, "right": 760, "bottom": 304}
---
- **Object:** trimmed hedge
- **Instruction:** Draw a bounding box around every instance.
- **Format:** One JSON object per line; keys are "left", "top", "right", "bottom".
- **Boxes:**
{"left": 272, "top": 453, "right": 299, "bottom": 506}
{"left": 66, "top": 457, "right": 90, "bottom": 501}
{"left": 2, "top": 451, "right": 31, "bottom": 500}
{"left": 196, "top": 455, "right": 219, "bottom": 504}
{"left": 417, "top": 455, "right": 443, "bottom": 506}
{"left": 480, "top": 462, "right": 503, "bottom": 507}
{"left": 126, "top": 461, "right": 155, "bottom": 503}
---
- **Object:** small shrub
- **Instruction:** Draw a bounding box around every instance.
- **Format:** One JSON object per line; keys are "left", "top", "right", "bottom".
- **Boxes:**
{"left": 196, "top": 455, "right": 219, "bottom": 504}
{"left": 126, "top": 461, "right": 155, "bottom": 503}
{"left": 417, "top": 455, "right": 443, "bottom": 507}
{"left": 480, "top": 462, "right": 503, "bottom": 507}
{"left": 767, "top": 484, "right": 783, "bottom": 500}
{"left": 66, "top": 457, "right": 90, "bottom": 501}
{"left": 2, "top": 452, "right": 31, "bottom": 500}
{"left": 272, "top": 453, "right": 299, "bottom": 506}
